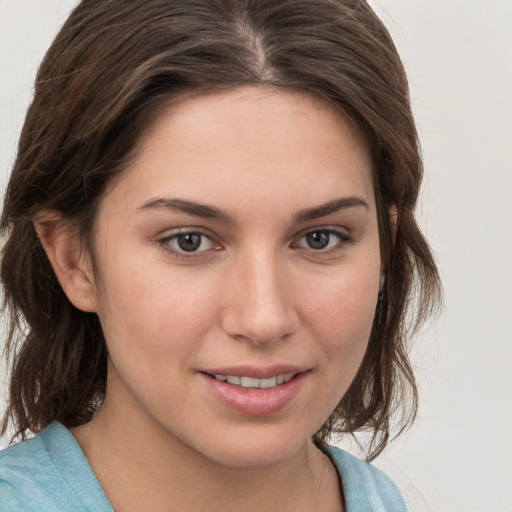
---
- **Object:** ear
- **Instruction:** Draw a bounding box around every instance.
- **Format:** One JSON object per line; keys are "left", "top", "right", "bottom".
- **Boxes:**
{"left": 34, "top": 210, "right": 98, "bottom": 313}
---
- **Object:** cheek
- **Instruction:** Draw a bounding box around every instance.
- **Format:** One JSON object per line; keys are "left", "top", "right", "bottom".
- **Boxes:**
{"left": 307, "top": 262, "right": 378, "bottom": 330}
{"left": 310, "top": 291, "right": 376, "bottom": 340}
{"left": 95, "top": 262, "right": 222, "bottom": 364}
{"left": 301, "top": 262, "right": 379, "bottom": 371}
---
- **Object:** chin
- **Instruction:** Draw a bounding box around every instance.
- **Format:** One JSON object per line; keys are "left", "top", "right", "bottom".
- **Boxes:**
{"left": 188, "top": 424, "right": 314, "bottom": 469}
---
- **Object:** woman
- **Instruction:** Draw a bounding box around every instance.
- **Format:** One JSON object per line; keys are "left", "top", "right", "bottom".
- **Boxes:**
{"left": 0, "top": 0, "right": 441, "bottom": 510}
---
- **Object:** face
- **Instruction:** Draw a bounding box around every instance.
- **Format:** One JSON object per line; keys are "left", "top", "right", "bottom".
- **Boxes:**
{"left": 87, "top": 87, "right": 381, "bottom": 468}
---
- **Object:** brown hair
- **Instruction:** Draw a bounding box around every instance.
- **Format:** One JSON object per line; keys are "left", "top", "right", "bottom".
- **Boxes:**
{"left": 1, "top": 0, "right": 441, "bottom": 460}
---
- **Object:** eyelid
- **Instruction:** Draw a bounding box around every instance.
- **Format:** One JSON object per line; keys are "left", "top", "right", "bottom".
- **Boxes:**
{"left": 156, "top": 225, "right": 354, "bottom": 259}
{"left": 158, "top": 228, "right": 222, "bottom": 258}
{"left": 291, "top": 226, "right": 354, "bottom": 252}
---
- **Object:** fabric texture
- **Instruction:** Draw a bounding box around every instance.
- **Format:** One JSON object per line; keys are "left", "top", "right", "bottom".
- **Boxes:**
{"left": 323, "top": 445, "right": 408, "bottom": 512}
{"left": 0, "top": 422, "right": 407, "bottom": 511}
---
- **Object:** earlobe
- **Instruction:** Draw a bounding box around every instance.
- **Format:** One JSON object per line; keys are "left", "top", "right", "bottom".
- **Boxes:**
{"left": 34, "top": 210, "right": 98, "bottom": 313}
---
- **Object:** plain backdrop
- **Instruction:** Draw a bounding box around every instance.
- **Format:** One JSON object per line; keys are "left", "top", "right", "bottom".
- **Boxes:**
{"left": 1, "top": 2, "right": 511, "bottom": 511}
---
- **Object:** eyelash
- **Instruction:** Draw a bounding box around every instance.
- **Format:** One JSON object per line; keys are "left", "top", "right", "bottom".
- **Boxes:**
{"left": 158, "top": 227, "right": 354, "bottom": 259}
{"left": 292, "top": 228, "right": 354, "bottom": 255}
{"left": 158, "top": 230, "right": 219, "bottom": 259}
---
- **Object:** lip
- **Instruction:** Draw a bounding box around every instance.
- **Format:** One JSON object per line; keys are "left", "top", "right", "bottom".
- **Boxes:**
{"left": 200, "top": 364, "right": 308, "bottom": 379}
{"left": 199, "top": 366, "right": 309, "bottom": 417}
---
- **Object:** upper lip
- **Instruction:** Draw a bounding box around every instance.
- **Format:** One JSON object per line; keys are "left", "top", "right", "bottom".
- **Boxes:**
{"left": 200, "top": 365, "right": 309, "bottom": 379}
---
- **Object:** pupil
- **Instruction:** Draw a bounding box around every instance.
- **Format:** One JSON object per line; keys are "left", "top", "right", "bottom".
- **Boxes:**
{"left": 306, "top": 231, "right": 329, "bottom": 249}
{"left": 177, "top": 233, "right": 202, "bottom": 252}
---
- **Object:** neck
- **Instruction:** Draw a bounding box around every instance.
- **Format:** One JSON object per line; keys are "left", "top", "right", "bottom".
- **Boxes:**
{"left": 71, "top": 402, "right": 342, "bottom": 512}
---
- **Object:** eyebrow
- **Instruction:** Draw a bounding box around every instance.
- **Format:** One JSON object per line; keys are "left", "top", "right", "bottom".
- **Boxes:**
{"left": 138, "top": 198, "right": 236, "bottom": 224}
{"left": 138, "top": 195, "right": 369, "bottom": 224}
{"left": 293, "top": 196, "right": 369, "bottom": 223}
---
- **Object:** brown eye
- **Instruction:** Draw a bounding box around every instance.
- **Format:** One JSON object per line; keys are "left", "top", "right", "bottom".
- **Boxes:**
{"left": 176, "top": 233, "right": 203, "bottom": 252}
{"left": 305, "top": 231, "right": 330, "bottom": 249}
{"left": 161, "top": 231, "right": 216, "bottom": 254}
{"left": 295, "top": 229, "right": 353, "bottom": 252}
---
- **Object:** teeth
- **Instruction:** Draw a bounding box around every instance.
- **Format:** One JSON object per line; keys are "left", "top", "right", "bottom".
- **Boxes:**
{"left": 226, "top": 375, "right": 241, "bottom": 385}
{"left": 258, "top": 376, "right": 277, "bottom": 389}
{"left": 240, "top": 376, "right": 260, "bottom": 388}
{"left": 213, "top": 373, "right": 297, "bottom": 388}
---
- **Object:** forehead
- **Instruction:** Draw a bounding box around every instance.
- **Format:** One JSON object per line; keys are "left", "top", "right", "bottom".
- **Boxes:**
{"left": 103, "top": 86, "right": 375, "bottom": 217}
{"left": 138, "top": 87, "right": 370, "bottom": 165}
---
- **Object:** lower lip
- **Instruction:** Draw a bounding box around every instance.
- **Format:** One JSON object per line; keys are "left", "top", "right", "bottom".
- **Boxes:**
{"left": 200, "top": 372, "right": 308, "bottom": 416}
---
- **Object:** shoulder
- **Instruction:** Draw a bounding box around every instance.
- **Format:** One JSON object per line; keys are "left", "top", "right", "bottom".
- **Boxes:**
{"left": 0, "top": 422, "right": 111, "bottom": 512}
{"left": 1, "top": 428, "right": 57, "bottom": 510}
{"left": 323, "top": 444, "right": 408, "bottom": 512}
{"left": 0, "top": 423, "right": 83, "bottom": 511}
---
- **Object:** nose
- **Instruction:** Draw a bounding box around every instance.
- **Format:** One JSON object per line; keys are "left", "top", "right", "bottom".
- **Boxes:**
{"left": 220, "top": 249, "right": 299, "bottom": 345}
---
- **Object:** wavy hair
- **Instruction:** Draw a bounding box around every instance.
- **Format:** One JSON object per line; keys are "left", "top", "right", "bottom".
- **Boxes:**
{"left": 1, "top": 0, "right": 441, "bottom": 460}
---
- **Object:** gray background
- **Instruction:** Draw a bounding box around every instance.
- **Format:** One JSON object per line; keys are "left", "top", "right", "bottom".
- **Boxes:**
{"left": 1, "top": 1, "right": 511, "bottom": 511}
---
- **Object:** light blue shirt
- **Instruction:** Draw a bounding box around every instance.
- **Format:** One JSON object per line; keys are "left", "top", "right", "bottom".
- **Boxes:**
{"left": 0, "top": 422, "right": 407, "bottom": 511}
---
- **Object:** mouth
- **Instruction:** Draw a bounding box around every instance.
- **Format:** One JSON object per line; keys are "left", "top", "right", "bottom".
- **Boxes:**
{"left": 204, "top": 372, "right": 298, "bottom": 389}
{"left": 199, "top": 367, "right": 309, "bottom": 416}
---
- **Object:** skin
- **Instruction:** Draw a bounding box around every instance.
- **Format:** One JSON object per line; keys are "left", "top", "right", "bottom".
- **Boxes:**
{"left": 38, "top": 87, "right": 382, "bottom": 511}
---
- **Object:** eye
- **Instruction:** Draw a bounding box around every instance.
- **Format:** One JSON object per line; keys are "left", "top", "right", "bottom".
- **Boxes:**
{"left": 160, "top": 231, "right": 217, "bottom": 254}
{"left": 295, "top": 229, "right": 352, "bottom": 251}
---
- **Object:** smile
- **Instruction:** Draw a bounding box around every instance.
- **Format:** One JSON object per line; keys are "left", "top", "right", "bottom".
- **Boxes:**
{"left": 211, "top": 373, "right": 297, "bottom": 389}
{"left": 202, "top": 370, "right": 308, "bottom": 416}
